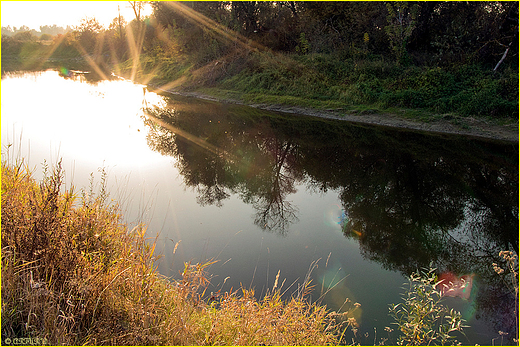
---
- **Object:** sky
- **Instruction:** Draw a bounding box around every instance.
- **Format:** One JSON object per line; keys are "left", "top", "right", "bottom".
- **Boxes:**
{"left": 1, "top": 1, "right": 152, "bottom": 31}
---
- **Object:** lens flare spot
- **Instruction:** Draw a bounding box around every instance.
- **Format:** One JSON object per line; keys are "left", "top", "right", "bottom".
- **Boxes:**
{"left": 436, "top": 272, "right": 475, "bottom": 300}
{"left": 318, "top": 262, "right": 347, "bottom": 290}
{"left": 59, "top": 67, "right": 72, "bottom": 78}
{"left": 324, "top": 204, "right": 346, "bottom": 229}
{"left": 318, "top": 264, "right": 363, "bottom": 325}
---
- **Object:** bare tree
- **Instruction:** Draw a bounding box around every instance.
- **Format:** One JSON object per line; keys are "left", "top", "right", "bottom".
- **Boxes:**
{"left": 128, "top": 1, "right": 147, "bottom": 22}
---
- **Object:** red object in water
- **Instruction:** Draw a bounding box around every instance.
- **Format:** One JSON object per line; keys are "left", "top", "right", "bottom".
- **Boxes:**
{"left": 436, "top": 272, "right": 474, "bottom": 300}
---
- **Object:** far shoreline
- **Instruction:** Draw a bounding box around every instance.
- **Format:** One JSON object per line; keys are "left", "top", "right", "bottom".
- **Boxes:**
{"left": 147, "top": 84, "right": 519, "bottom": 143}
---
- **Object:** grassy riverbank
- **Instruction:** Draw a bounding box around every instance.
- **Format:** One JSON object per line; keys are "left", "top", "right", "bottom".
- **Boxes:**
{"left": 1, "top": 160, "right": 342, "bottom": 345}
{"left": 0, "top": 35, "right": 93, "bottom": 73}
{"left": 121, "top": 49, "right": 518, "bottom": 124}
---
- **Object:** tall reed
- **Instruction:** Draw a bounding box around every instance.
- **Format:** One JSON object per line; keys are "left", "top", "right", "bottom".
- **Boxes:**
{"left": 1, "top": 158, "right": 341, "bottom": 345}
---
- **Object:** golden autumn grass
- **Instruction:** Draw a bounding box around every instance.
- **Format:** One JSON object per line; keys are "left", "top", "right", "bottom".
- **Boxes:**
{"left": 1, "top": 158, "right": 348, "bottom": 345}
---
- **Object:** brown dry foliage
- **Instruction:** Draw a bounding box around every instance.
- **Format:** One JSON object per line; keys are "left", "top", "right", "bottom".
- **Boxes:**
{"left": 1, "top": 160, "right": 340, "bottom": 345}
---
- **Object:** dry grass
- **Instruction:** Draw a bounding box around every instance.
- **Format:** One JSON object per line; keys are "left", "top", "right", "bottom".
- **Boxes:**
{"left": 1, "top": 158, "right": 343, "bottom": 345}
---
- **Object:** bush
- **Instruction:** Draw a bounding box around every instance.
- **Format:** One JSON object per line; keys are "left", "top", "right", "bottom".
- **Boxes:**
{"left": 13, "top": 31, "right": 37, "bottom": 41}
{"left": 39, "top": 33, "right": 53, "bottom": 41}
{"left": 389, "top": 267, "right": 468, "bottom": 346}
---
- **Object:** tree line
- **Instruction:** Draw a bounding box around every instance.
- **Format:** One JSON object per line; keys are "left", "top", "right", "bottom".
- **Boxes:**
{"left": 3, "top": 2, "right": 517, "bottom": 69}
{"left": 149, "top": 1, "right": 518, "bottom": 68}
{"left": 1, "top": 24, "right": 72, "bottom": 40}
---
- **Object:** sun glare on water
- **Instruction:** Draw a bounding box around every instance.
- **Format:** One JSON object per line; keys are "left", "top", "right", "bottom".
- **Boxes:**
{"left": 1, "top": 71, "right": 167, "bottom": 169}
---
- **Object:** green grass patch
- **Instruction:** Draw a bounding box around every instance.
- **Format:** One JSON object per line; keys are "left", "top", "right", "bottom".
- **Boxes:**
{"left": 1, "top": 36, "right": 96, "bottom": 73}
{"left": 151, "top": 50, "right": 518, "bottom": 121}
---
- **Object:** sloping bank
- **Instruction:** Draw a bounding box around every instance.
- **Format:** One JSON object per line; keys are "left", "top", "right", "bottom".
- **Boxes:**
{"left": 122, "top": 51, "right": 518, "bottom": 143}
{"left": 148, "top": 85, "right": 519, "bottom": 143}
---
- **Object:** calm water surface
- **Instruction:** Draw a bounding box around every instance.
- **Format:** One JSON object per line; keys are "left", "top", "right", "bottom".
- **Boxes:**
{"left": 2, "top": 70, "right": 518, "bottom": 345}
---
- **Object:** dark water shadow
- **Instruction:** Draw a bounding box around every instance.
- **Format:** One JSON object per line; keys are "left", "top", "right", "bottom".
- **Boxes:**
{"left": 142, "top": 93, "right": 518, "bottom": 343}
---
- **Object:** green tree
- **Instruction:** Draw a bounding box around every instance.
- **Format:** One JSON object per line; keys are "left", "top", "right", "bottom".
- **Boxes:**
{"left": 39, "top": 33, "right": 52, "bottom": 41}
{"left": 74, "top": 17, "right": 103, "bottom": 53}
{"left": 107, "top": 12, "right": 128, "bottom": 60}
{"left": 39, "top": 24, "right": 67, "bottom": 37}
{"left": 1, "top": 25, "right": 15, "bottom": 36}
{"left": 297, "top": 2, "right": 388, "bottom": 55}
{"left": 231, "top": 1, "right": 259, "bottom": 35}
{"left": 151, "top": 1, "right": 236, "bottom": 65}
{"left": 408, "top": 2, "right": 518, "bottom": 67}
{"left": 12, "top": 31, "right": 37, "bottom": 41}
{"left": 108, "top": 9, "right": 127, "bottom": 40}
{"left": 385, "top": 1, "right": 418, "bottom": 64}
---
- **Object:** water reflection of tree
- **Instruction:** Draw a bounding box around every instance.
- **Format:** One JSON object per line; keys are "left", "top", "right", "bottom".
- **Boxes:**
{"left": 339, "top": 152, "right": 466, "bottom": 271}
{"left": 143, "top": 105, "right": 301, "bottom": 235}
{"left": 143, "top": 99, "right": 518, "bottom": 342}
{"left": 244, "top": 141, "right": 300, "bottom": 233}
{"left": 304, "top": 129, "right": 518, "bottom": 342}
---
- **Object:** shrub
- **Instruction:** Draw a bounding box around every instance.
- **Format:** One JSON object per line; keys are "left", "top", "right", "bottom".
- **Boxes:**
{"left": 492, "top": 250, "right": 519, "bottom": 343}
{"left": 39, "top": 34, "right": 53, "bottom": 41}
{"left": 389, "top": 267, "right": 468, "bottom": 346}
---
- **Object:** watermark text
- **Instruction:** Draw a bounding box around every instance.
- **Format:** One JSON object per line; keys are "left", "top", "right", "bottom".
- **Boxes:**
{"left": 3, "top": 337, "right": 48, "bottom": 345}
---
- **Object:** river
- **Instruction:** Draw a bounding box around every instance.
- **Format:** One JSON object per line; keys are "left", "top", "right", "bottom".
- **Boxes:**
{"left": 1, "top": 69, "right": 518, "bottom": 345}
